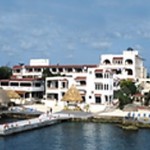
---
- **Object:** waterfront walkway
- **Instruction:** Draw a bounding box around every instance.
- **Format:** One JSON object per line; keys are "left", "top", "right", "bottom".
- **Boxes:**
{"left": 0, "top": 113, "right": 72, "bottom": 136}
{"left": 0, "top": 110, "right": 95, "bottom": 136}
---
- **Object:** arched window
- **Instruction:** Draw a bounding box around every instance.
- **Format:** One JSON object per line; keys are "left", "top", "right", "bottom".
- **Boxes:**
{"left": 125, "top": 69, "right": 133, "bottom": 75}
{"left": 125, "top": 59, "right": 133, "bottom": 65}
{"left": 103, "top": 59, "right": 111, "bottom": 65}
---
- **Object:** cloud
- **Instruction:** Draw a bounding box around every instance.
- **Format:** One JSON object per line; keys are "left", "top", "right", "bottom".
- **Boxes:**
{"left": 90, "top": 41, "right": 112, "bottom": 50}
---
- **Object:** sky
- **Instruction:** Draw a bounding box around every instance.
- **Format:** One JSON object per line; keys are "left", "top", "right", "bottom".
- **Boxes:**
{"left": 0, "top": 0, "right": 150, "bottom": 71}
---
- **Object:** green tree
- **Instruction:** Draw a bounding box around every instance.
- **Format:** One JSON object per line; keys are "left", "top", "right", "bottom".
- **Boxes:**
{"left": 115, "top": 79, "right": 137, "bottom": 109}
{"left": 42, "top": 68, "right": 54, "bottom": 79}
{"left": 0, "top": 66, "right": 12, "bottom": 79}
{"left": 42, "top": 68, "right": 63, "bottom": 80}
{"left": 144, "top": 91, "right": 150, "bottom": 106}
{"left": 120, "top": 79, "right": 137, "bottom": 95}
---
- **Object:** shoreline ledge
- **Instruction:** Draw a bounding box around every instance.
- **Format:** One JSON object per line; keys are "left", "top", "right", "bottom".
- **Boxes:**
{"left": 70, "top": 115, "right": 150, "bottom": 130}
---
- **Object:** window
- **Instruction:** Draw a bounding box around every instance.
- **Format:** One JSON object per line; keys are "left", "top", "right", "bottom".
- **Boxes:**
{"left": 67, "top": 68, "right": 73, "bottom": 72}
{"left": 95, "top": 97, "right": 101, "bottom": 103}
{"left": 52, "top": 68, "right": 56, "bottom": 72}
{"left": 95, "top": 73, "right": 103, "bottom": 78}
{"left": 59, "top": 68, "right": 63, "bottom": 72}
{"left": 80, "top": 81, "right": 86, "bottom": 86}
{"left": 16, "top": 69, "right": 21, "bottom": 73}
{"left": 62, "top": 92, "right": 65, "bottom": 96}
{"left": 95, "top": 83, "right": 103, "bottom": 90}
{"left": 20, "top": 83, "right": 31, "bottom": 87}
{"left": 82, "top": 96, "right": 85, "bottom": 102}
{"left": 61, "top": 82, "right": 67, "bottom": 88}
{"left": 35, "top": 83, "right": 41, "bottom": 87}
{"left": 75, "top": 68, "right": 82, "bottom": 72}
{"left": 10, "top": 82, "right": 19, "bottom": 86}
{"left": 1, "top": 82, "right": 9, "bottom": 86}
{"left": 104, "top": 73, "right": 109, "bottom": 78}
{"left": 105, "top": 95, "right": 108, "bottom": 102}
{"left": 34, "top": 68, "right": 41, "bottom": 72}
{"left": 28, "top": 68, "right": 33, "bottom": 72}
{"left": 104, "top": 84, "right": 109, "bottom": 90}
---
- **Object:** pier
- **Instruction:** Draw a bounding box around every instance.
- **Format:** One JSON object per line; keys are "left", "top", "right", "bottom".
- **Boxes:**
{"left": 0, "top": 113, "right": 72, "bottom": 136}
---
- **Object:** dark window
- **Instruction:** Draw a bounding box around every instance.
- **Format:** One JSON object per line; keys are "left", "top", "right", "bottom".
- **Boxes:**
{"left": 95, "top": 73, "right": 103, "bottom": 78}
{"left": 20, "top": 83, "right": 31, "bottom": 87}
{"left": 95, "top": 97, "right": 101, "bottom": 103}
{"left": 1, "top": 82, "right": 9, "bottom": 86}
{"left": 10, "top": 82, "right": 19, "bottom": 86}
{"left": 35, "top": 83, "right": 41, "bottom": 87}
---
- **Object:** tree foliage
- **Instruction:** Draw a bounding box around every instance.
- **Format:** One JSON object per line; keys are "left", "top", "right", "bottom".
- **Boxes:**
{"left": 42, "top": 68, "right": 54, "bottom": 79}
{"left": 144, "top": 91, "right": 150, "bottom": 106}
{"left": 120, "top": 80, "right": 137, "bottom": 95}
{"left": 115, "top": 79, "right": 137, "bottom": 109}
{"left": 0, "top": 66, "right": 12, "bottom": 79}
{"left": 42, "top": 68, "right": 61, "bottom": 79}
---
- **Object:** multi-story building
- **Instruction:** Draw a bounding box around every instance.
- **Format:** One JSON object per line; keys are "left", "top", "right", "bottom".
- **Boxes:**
{"left": 0, "top": 78, "right": 44, "bottom": 100}
{"left": 12, "top": 59, "right": 97, "bottom": 78}
{"left": 99, "top": 47, "right": 146, "bottom": 80}
{"left": 99, "top": 48, "right": 147, "bottom": 91}
{"left": 0, "top": 48, "right": 146, "bottom": 105}
{"left": 45, "top": 67, "right": 113, "bottom": 105}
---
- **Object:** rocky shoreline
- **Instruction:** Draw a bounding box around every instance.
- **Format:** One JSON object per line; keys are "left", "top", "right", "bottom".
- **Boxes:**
{"left": 70, "top": 115, "right": 150, "bottom": 130}
{"left": 1, "top": 109, "right": 150, "bottom": 131}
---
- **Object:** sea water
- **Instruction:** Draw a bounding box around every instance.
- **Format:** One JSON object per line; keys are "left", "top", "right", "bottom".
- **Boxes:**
{"left": 0, "top": 122, "right": 150, "bottom": 150}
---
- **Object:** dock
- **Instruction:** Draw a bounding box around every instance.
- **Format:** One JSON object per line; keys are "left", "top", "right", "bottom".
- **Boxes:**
{"left": 0, "top": 113, "right": 72, "bottom": 136}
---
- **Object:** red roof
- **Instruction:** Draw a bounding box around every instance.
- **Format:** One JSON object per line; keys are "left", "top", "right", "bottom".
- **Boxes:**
{"left": 75, "top": 76, "right": 86, "bottom": 80}
{"left": 113, "top": 57, "right": 123, "bottom": 60}
{"left": 95, "top": 94, "right": 101, "bottom": 96}
{"left": 13, "top": 64, "right": 97, "bottom": 70}
{"left": 0, "top": 78, "right": 42, "bottom": 82}
{"left": 95, "top": 69, "right": 103, "bottom": 73}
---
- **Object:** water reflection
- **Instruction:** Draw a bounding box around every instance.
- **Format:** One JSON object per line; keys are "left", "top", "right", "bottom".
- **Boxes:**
{"left": 0, "top": 122, "right": 150, "bottom": 150}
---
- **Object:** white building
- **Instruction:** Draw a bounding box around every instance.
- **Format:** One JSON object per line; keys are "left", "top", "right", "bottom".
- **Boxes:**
{"left": 45, "top": 67, "right": 114, "bottom": 105}
{"left": 0, "top": 78, "right": 44, "bottom": 100}
{"left": 1, "top": 48, "right": 146, "bottom": 105}
{"left": 99, "top": 47, "right": 146, "bottom": 81}
{"left": 99, "top": 48, "right": 147, "bottom": 91}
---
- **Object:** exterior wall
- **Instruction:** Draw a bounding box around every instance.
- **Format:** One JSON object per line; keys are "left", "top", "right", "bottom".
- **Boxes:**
{"left": 9, "top": 48, "right": 147, "bottom": 104}
{"left": 99, "top": 49, "right": 146, "bottom": 80}
{"left": 86, "top": 68, "right": 113, "bottom": 104}
{"left": 45, "top": 67, "right": 114, "bottom": 105}
{"left": 0, "top": 80, "right": 44, "bottom": 99}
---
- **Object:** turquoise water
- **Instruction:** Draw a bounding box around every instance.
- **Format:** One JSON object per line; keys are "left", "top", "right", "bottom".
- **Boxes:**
{"left": 0, "top": 122, "right": 150, "bottom": 150}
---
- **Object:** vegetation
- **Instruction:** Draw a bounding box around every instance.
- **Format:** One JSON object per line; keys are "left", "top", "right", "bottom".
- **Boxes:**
{"left": 144, "top": 91, "right": 150, "bottom": 106}
{"left": 42, "top": 68, "right": 54, "bottom": 79}
{"left": 42, "top": 68, "right": 62, "bottom": 79}
{"left": 115, "top": 79, "right": 137, "bottom": 109}
{"left": 0, "top": 66, "right": 12, "bottom": 79}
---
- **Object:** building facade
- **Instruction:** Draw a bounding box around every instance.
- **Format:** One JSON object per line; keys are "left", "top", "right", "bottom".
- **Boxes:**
{"left": 45, "top": 67, "right": 114, "bottom": 105}
{"left": 0, "top": 48, "right": 146, "bottom": 105}
{"left": 100, "top": 48, "right": 146, "bottom": 80}
{"left": 0, "top": 78, "right": 44, "bottom": 100}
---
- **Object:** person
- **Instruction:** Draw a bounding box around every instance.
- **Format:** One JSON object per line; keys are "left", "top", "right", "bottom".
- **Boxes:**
{"left": 50, "top": 107, "right": 53, "bottom": 114}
